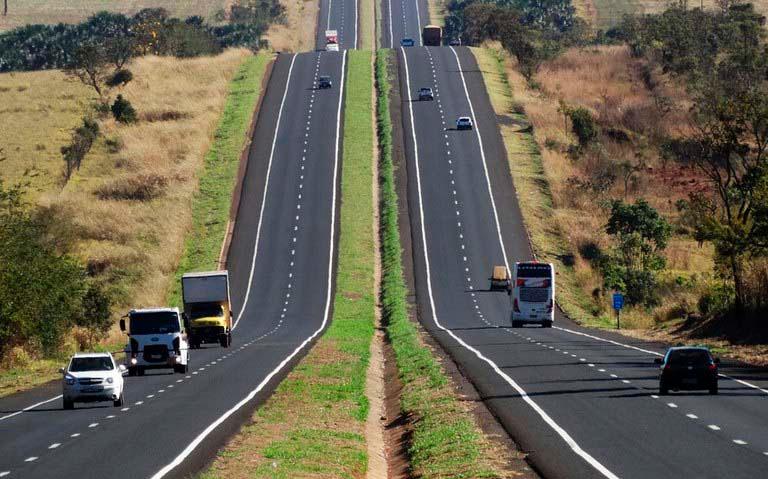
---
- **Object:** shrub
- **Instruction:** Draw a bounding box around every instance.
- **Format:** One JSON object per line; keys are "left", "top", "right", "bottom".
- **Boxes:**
{"left": 567, "top": 106, "right": 599, "bottom": 146}
{"left": 111, "top": 95, "right": 137, "bottom": 123}
{"left": 698, "top": 284, "right": 734, "bottom": 317}
{"left": 106, "top": 68, "right": 133, "bottom": 87}
{"left": 61, "top": 117, "right": 100, "bottom": 181}
{"left": 95, "top": 174, "right": 168, "bottom": 201}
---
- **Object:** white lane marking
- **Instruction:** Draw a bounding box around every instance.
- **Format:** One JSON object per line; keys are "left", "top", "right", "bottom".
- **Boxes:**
{"left": 414, "top": 0, "right": 423, "bottom": 47}
{"left": 135, "top": 401, "right": 144, "bottom": 405}
{"left": 24, "top": 457, "right": 37, "bottom": 462}
{"left": 686, "top": 414, "right": 698, "bottom": 419}
{"left": 106, "top": 415, "right": 115, "bottom": 419}
{"left": 149, "top": 50, "right": 348, "bottom": 479}
{"left": 234, "top": 54, "right": 298, "bottom": 330}
{"left": 353, "top": 0, "right": 358, "bottom": 49}
{"left": 326, "top": 0, "right": 332, "bottom": 30}
{"left": 0, "top": 394, "right": 63, "bottom": 422}
{"left": 0, "top": 471, "right": 9, "bottom": 477}
{"left": 48, "top": 443, "right": 61, "bottom": 449}
{"left": 588, "top": 364, "right": 595, "bottom": 367}
{"left": 147, "top": 394, "right": 155, "bottom": 398}
{"left": 733, "top": 439, "right": 748, "bottom": 445}
{"left": 70, "top": 433, "right": 80, "bottom": 438}
{"left": 650, "top": 395, "right": 659, "bottom": 399}
{"left": 121, "top": 408, "right": 130, "bottom": 412}
{"left": 400, "top": 46, "right": 619, "bottom": 479}
{"left": 598, "top": 369, "right": 606, "bottom": 372}
{"left": 88, "top": 423, "right": 98, "bottom": 428}
{"left": 667, "top": 403, "right": 677, "bottom": 408}
{"left": 553, "top": 325, "right": 768, "bottom": 396}
{"left": 621, "top": 380, "right": 631, "bottom": 384}
{"left": 708, "top": 425, "right": 721, "bottom": 431}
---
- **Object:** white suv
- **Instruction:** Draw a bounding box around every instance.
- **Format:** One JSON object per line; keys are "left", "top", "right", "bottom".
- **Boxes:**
{"left": 61, "top": 352, "right": 126, "bottom": 409}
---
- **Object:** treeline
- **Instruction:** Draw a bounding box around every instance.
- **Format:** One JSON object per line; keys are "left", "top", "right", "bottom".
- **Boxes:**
{"left": 0, "top": 179, "right": 111, "bottom": 359}
{"left": 445, "top": 0, "right": 588, "bottom": 78}
{"left": 0, "top": 1, "right": 285, "bottom": 72}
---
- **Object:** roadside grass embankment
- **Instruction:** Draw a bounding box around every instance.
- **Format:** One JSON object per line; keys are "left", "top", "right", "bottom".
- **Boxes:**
{"left": 200, "top": 50, "right": 375, "bottom": 478}
{"left": 0, "top": 50, "right": 262, "bottom": 397}
{"left": 376, "top": 48, "right": 515, "bottom": 478}
{"left": 470, "top": 46, "right": 605, "bottom": 329}
{"left": 167, "top": 53, "right": 271, "bottom": 306}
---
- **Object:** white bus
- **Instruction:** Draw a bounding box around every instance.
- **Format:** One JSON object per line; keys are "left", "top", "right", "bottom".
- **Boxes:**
{"left": 511, "top": 262, "right": 555, "bottom": 328}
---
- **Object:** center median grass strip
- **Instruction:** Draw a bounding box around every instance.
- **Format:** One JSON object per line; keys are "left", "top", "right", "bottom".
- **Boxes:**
{"left": 168, "top": 53, "right": 270, "bottom": 305}
{"left": 200, "top": 50, "right": 375, "bottom": 478}
{"left": 376, "top": 48, "right": 508, "bottom": 478}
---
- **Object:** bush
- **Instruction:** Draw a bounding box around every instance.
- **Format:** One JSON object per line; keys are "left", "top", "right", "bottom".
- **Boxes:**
{"left": 567, "top": 106, "right": 599, "bottom": 146}
{"left": 111, "top": 95, "right": 137, "bottom": 123}
{"left": 106, "top": 68, "right": 133, "bottom": 87}
{"left": 95, "top": 174, "right": 168, "bottom": 201}
{"left": 698, "top": 284, "right": 734, "bottom": 317}
{"left": 61, "top": 117, "right": 100, "bottom": 181}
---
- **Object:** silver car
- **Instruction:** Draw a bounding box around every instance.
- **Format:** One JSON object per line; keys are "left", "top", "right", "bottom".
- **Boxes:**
{"left": 61, "top": 352, "right": 126, "bottom": 409}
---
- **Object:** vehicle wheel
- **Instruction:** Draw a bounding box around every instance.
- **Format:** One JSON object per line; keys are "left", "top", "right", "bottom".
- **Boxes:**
{"left": 114, "top": 395, "right": 124, "bottom": 407}
{"left": 63, "top": 398, "right": 74, "bottom": 410}
{"left": 128, "top": 367, "right": 137, "bottom": 377}
{"left": 137, "top": 367, "right": 145, "bottom": 376}
{"left": 659, "top": 382, "right": 669, "bottom": 395}
{"left": 709, "top": 384, "right": 718, "bottom": 395}
{"left": 220, "top": 334, "right": 231, "bottom": 348}
{"left": 511, "top": 320, "right": 521, "bottom": 328}
{"left": 543, "top": 321, "right": 553, "bottom": 328}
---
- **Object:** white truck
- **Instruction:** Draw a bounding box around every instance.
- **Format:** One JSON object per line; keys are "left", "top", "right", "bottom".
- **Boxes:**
{"left": 121, "top": 307, "right": 189, "bottom": 375}
{"left": 325, "top": 29, "right": 339, "bottom": 51}
{"left": 182, "top": 271, "right": 233, "bottom": 349}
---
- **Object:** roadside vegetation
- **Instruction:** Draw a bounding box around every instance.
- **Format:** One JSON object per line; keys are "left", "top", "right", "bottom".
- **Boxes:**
{"left": 462, "top": 1, "right": 768, "bottom": 362}
{"left": 377, "top": 49, "right": 518, "bottom": 478}
{"left": 201, "top": 50, "right": 375, "bottom": 478}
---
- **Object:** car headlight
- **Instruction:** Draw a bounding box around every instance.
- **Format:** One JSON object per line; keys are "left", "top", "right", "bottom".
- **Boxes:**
{"left": 65, "top": 376, "right": 76, "bottom": 385}
{"left": 106, "top": 377, "right": 114, "bottom": 384}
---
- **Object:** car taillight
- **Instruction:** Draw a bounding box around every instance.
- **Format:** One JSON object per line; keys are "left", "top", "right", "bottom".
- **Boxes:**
{"left": 516, "top": 279, "right": 526, "bottom": 287}
{"left": 547, "top": 300, "right": 553, "bottom": 313}
{"left": 513, "top": 298, "right": 520, "bottom": 313}
{"left": 708, "top": 363, "right": 717, "bottom": 371}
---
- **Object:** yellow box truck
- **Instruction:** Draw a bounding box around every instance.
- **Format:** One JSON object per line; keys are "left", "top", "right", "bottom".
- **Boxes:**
{"left": 182, "top": 271, "right": 232, "bottom": 348}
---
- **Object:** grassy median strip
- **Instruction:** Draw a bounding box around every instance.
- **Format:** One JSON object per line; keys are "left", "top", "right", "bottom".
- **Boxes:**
{"left": 470, "top": 46, "right": 602, "bottom": 328}
{"left": 376, "top": 48, "right": 508, "bottom": 478}
{"left": 167, "top": 53, "right": 270, "bottom": 305}
{"left": 200, "top": 50, "right": 375, "bottom": 478}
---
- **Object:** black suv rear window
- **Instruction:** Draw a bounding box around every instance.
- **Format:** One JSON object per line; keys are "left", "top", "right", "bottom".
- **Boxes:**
{"left": 668, "top": 349, "right": 711, "bottom": 365}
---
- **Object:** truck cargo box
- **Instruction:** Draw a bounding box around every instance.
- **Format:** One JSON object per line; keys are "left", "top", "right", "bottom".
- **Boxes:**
{"left": 182, "top": 271, "right": 229, "bottom": 304}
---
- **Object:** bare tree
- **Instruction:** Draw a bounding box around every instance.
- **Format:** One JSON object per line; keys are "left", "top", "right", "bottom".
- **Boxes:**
{"left": 64, "top": 44, "right": 111, "bottom": 101}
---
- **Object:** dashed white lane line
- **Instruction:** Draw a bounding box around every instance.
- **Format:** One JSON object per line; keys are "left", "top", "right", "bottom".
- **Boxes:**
{"left": 667, "top": 403, "right": 678, "bottom": 408}
{"left": 106, "top": 415, "right": 115, "bottom": 419}
{"left": 0, "top": 394, "right": 63, "bottom": 422}
{"left": 621, "top": 380, "right": 631, "bottom": 384}
{"left": 88, "top": 423, "right": 99, "bottom": 428}
{"left": 135, "top": 401, "right": 144, "bottom": 405}
{"left": 733, "top": 439, "right": 748, "bottom": 445}
{"left": 121, "top": 408, "right": 130, "bottom": 412}
{"left": 70, "top": 433, "right": 80, "bottom": 438}
{"left": 0, "top": 471, "right": 9, "bottom": 477}
{"left": 146, "top": 395, "right": 155, "bottom": 399}
{"left": 24, "top": 457, "right": 37, "bottom": 462}
{"left": 48, "top": 443, "right": 61, "bottom": 449}
{"left": 708, "top": 425, "right": 721, "bottom": 431}
{"left": 686, "top": 414, "right": 698, "bottom": 419}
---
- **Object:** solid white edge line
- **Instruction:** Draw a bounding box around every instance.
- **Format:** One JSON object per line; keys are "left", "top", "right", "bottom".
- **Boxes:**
{"left": 448, "top": 46, "right": 510, "bottom": 272}
{"left": 415, "top": 0, "right": 422, "bottom": 47}
{"left": 354, "top": 0, "right": 358, "bottom": 49}
{"left": 150, "top": 50, "right": 347, "bottom": 479}
{"left": 327, "top": 0, "right": 332, "bottom": 31}
{"left": 400, "top": 46, "right": 619, "bottom": 479}
{"left": 387, "top": 0, "right": 393, "bottom": 47}
{"left": 0, "top": 394, "right": 62, "bottom": 422}
{"left": 553, "top": 325, "right": 768, "bottom": 395}
{"left": 233, "top": 54, "right": 298, "bottom": 330}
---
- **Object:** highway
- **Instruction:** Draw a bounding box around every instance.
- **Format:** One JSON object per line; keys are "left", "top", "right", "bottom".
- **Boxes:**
{"left": 394, "top": 36, "right": 768, "bottom": 479}
{"left": 0, "top": 0, "right": 355, "bottom": 475}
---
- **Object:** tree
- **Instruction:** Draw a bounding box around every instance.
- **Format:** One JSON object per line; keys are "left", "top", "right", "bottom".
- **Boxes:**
{"left": 111, "top": 95, "right": 137, "bottom": 123}
{"left": 65, "top": 43, "right": 111, "bottom": 100}
{"left": 3, "top": 0, "right": 7, "bottom": 17}
{"left": 601, "top": 199, "right": 671, "bottom": 307}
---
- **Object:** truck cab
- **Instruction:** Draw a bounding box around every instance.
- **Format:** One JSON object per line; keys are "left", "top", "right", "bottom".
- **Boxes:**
{"left": 182, "top": 271, "right": 233, "bottom": 349}
{"left": 121, "top": 307, "right": 189, "bottom": 375}
{"left": 325, "top": 30, "right": 339, "bottom": 51}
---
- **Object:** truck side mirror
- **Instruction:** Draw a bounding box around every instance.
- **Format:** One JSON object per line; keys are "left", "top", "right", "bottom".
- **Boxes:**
{"left": 119, "top": 318, "right": 126, "bottom": 332}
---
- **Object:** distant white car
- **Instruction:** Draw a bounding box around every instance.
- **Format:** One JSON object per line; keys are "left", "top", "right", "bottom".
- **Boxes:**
{"left": 456, "top": 116, "right": 473, "bottom": 130}
{"left": 61, "top": 352, "right": 126, "bottom": 409}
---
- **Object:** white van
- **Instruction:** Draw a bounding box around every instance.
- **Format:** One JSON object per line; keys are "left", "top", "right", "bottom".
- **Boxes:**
{"left": 511, "top": 262, "right": 555, "bottom": 328}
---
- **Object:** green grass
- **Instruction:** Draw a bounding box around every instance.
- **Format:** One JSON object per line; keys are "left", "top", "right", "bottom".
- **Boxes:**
{"left": 200, "top": 50, "right": 375, "bottom": 478}
{"left": 471, "top": 46, "right": 612, "bottom": 329}
{"left": 376, "top": 48, "right": 504, "bottom": 478}
{"left": 167, "top": 54, "right": 269, "bottom": 306}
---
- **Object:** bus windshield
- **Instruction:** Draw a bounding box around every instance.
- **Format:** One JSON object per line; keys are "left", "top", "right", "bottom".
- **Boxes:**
{"left": 516, "top": 263, "right": 552, "bottom": 288}
{"left": 129, "top": 311, "right": 180, "bottom": 335}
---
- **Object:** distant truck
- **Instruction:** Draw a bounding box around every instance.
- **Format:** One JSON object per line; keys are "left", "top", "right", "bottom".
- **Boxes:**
{"left": 121, "top": 307, "right": 189, "bottom": 375}
{"left": 325, "top": 30, "right": 339, "bottom": 51}
{"left": 422, "top": 25, "right": 442, "bottom": 46}
{"left": 182, "top": 271, "right": 233, "bottom": 349}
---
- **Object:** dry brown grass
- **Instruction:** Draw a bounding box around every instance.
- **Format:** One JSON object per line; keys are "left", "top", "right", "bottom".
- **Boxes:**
{"left": 0, "top": 0, "right": 229, "bottom": 31}
{"left": 1, "top": 49, "right": 251, "bottom": 353}
{"left": 586, "top": 0, "right": 768, "bottom": 29}
{"left": 264, "top": 0, "right": 318, "bottom": 52}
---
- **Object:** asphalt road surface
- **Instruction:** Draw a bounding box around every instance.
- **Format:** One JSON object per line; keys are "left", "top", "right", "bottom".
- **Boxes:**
{"left": 396, "top": 44, "right": 768, "bottom": 479}
{"left": 380, "top": 0, "right": 427, "bottom": 48}
{"left": 0, "top": 47, "right": 349, "bottom": 479}
{"left": 317, "top": 0, "right": 359, "bottom": 50}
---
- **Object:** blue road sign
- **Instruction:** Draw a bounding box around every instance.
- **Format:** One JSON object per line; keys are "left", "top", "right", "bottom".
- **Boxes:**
{"left": 613, "top": 293, "right": 624, "bottom": 311}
